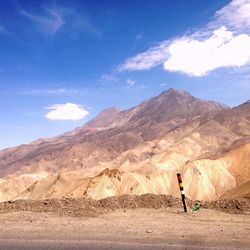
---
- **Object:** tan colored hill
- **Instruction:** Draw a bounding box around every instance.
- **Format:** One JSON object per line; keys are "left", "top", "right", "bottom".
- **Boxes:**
{"left": 220, "top": 181, "right": 250, "bottom": 199}
{"left": 0, "top": 88, "right": 249, "bottom": 202}
{"left": 0, "top": 172, "right": 47, "bottom": 201}
{"left": 15, "top": 142, "right": 250, "bottom": 202}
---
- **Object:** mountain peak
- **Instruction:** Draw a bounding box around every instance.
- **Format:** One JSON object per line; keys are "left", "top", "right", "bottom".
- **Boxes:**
{"left": 83, "top": 88, "right": 227, "bottom": 133}
{"left": 159, "top": 87, "right": 191, "bottom": 97}
{"left": 165, "top": 87, "right": 188, "bottom": 95}
{"left": 125, "top": 87, "right": 227, "bottom": 130}
{"left": 156, "top": 88, "right": 197, "bottom": 103}
{"left": 160, "top": 87, "right": 228, "bottom": 108}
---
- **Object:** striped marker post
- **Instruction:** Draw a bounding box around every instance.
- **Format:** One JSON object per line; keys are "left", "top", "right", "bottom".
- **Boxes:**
{"left": 177, "top": 173, "right": 187, "bottom": 212}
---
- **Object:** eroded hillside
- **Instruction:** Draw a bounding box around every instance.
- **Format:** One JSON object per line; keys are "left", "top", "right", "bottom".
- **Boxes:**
{"left": 0, "top": 88, "right": 249, "bottom": 202}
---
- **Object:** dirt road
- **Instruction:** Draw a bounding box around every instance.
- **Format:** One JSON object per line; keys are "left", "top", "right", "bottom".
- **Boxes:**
{"left": 0, "top": 207, "right": 249, "bottom": 249}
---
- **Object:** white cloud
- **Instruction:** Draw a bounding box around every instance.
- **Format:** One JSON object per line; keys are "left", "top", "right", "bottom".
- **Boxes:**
{"left": 164, "top": 26, "right": 250, "bottom": 76}
{"left": 118, "top": 0, "right": 250, "bottom": 77}
{"left": 126, "top": 78, "right": 136, "bottom": 86}
{"left": 45, "top": 103, "right": 89, "bottom": 121}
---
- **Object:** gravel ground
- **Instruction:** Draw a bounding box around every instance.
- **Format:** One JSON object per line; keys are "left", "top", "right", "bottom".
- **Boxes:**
{"left": 0, "top": 195, "right": 250, "bottom": 249}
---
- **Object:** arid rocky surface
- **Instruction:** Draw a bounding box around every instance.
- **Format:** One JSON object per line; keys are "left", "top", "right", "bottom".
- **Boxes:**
{"left": 0, "top": 194, "right": 249, "bottom": 216}
{"left": 0, "top": 198, "right": 250, "bottom": 250}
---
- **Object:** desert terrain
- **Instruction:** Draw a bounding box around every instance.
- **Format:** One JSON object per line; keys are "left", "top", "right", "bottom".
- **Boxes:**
{"left": 0, "top": 89, "right": 249, "bottom": 203}
{"left": 0, "top": 88, "right": 249, "bottom": 249}
{"left": 0, "top": 194, "right": 249, "bottom": 249}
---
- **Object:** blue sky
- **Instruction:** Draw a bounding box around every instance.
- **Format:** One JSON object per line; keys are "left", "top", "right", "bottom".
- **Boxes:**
{"left": 0, "top": 0, "right": 250, "bottom": 149}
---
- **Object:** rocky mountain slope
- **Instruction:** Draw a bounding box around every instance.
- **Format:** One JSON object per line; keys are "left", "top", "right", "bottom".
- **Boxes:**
{"left": 0, "top": 88, "right": 227, "bottom": 177}
{"left": 0, "top": 88, "right": 249, "bottom": 202}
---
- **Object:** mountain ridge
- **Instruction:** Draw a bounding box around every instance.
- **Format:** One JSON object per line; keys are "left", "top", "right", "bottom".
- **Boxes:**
{"left": 0, "top": 88, "right": 227, "bottom": 177}
{"left": 0, "top": 88, "right": 249, "bottom": 202}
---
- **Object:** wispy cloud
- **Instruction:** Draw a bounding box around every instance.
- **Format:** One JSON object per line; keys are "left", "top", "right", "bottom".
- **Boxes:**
{"left": 100, "top": 74, "right": 118, "bottom": 82}
{"left": 19, "top": 88, "right": 87, "bottom": 96}
{"left": 20, "top": 4, "right": 100, "bottom": 36}
{"left": 118, "top": 0, "right": 250, "bottom": 77}
{"left": 126, "top": 78, "right": 136, "bottom": 86}
{"left": 20, "top": 8, "right": 64, "bottom": 34}
{"left": 214, "top": 0, "right": 250, "bottom": 32}
{"left": 118, "top": 41, "right": 170, "bottom": 71}
{"left": 70, "top": 12, "right": 101, "bottom": 36}
{"left": 45, "top": 103, "right": 89, "bottom": 121}
{"left": 98, "top": 74, "right": 119, "bottom": 86}
{"left": 11, "top": 126, "right": 40, "bottom": 130}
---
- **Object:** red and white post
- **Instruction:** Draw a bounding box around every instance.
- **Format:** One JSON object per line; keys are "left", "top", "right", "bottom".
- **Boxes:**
{"left": 177, "top": 173, "right": 187, "bottom": 212}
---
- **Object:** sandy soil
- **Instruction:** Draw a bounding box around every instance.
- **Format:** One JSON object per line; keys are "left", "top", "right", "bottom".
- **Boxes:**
{"left": 0, "top": 207, "right": 249, "bottom": 249}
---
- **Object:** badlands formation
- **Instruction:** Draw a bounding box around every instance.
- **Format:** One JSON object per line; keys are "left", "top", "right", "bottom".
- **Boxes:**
{"left": 0, "top": 88, "right": 249, "bottom": 202}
